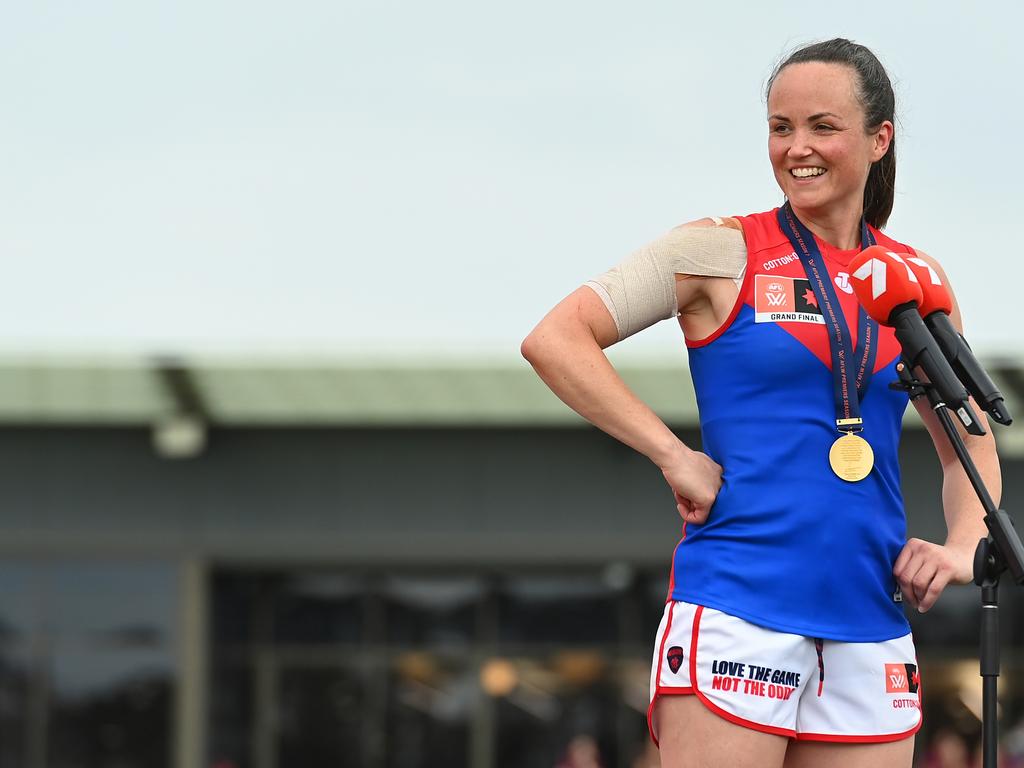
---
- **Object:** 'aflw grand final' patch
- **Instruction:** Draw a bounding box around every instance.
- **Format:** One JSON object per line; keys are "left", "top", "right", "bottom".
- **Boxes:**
{"left": 754, "top": 274, "right": 824, "bottom": 325}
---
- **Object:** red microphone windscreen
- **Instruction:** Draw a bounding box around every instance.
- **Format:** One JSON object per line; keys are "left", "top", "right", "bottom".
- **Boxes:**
{"left": 848, "top": 245, "right": 924, "bottom": 325}
{"left": 899, "top": 254, "right": 954, "bottom": 316}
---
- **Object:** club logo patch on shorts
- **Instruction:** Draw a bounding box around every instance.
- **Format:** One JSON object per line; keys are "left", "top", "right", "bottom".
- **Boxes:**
{"left": 885, "top": 663, "right": 919, "bottom": 694}
{"left": 667, "top": 646, "right": 684, "bottom": 674}
{"left": 754, "top": 274, "right": 825, "bottom": 325}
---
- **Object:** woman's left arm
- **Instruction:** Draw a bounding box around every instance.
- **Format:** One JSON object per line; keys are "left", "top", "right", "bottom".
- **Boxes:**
{"left": 893, "top": 251, "right": 1003, "bottom": 612}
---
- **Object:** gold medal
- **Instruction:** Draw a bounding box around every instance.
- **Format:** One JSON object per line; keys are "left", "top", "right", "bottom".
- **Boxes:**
{"left": 829, "top": 432, "right": 874, "bottom": 482}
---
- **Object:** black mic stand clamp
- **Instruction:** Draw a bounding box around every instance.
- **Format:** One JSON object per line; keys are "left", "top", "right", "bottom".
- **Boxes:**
{"left": 891, "top": 359, "right": 1023, "bottom": 768}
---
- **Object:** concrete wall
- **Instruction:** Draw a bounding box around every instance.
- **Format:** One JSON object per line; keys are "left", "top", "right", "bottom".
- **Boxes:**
{"left": 0, "top": 425, "right": 1004, "bottom": 565}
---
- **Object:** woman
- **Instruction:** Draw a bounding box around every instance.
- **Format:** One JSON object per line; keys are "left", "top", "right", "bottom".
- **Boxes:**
{"left": 521, "top": 39, "right": 1001, "bottom": 768}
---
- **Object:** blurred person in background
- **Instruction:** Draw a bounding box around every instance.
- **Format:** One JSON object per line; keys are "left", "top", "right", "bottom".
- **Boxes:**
{"left": 523, "top": 37, "right": 1001, "bottom": 768}
{"left": 921, "top": 727, "right": 971, "bottom": 768}
{"left": 553, "top": 734, "right": 604, "bottom": 768}
{"left": 1002, "top": 715, "right": 1024, "bottom": 768}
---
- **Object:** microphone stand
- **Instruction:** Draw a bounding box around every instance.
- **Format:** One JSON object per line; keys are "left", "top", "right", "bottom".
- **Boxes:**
{"left": 893, "top": 359, "right": 1024, "bottom": 768}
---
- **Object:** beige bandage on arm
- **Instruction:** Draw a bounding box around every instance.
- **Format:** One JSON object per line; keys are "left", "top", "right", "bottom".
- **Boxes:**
{"left": 584, "top": 220, "right": 747, "bottom": 340}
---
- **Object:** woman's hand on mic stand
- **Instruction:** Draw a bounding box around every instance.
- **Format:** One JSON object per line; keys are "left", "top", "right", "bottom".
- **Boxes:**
{"left": 893, "top": 537, "right": 976, "bottom": 612}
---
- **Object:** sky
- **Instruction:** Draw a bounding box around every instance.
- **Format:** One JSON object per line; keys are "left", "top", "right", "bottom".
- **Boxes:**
{"left": 1, "top": 1, "right": 1020, "bottom": 363}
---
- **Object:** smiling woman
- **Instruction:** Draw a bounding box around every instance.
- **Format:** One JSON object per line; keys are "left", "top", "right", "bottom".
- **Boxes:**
{"left": 766, "top": 43, "right": 897, "bottom": 248}
{"left": 521, "top": 37, "right": 1001, "bottom": 768}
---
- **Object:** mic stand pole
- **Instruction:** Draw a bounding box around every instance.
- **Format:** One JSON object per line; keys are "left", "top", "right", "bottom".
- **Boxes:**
{"left": 893, "top": 359, "right": 1024, "bottom": 768}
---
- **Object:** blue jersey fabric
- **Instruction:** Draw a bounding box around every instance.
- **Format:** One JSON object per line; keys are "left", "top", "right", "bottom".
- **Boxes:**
{"left": 669, "top": 209, "right": 914, "bottom": 642}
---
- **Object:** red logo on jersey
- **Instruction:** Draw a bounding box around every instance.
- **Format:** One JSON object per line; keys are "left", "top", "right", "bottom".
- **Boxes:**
{"left": 667, "top": 646, "right": 684, "bottom": 674}
{"left": 755, "top": 275, "right": 796, "bottom": 312}
{"left": 885, "top": 663, "right": 920, "bottom": 693}
{"left": 754, "top": 274, "right": 824, "bottom": 324}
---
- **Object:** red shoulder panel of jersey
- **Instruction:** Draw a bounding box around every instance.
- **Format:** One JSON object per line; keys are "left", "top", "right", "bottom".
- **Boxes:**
{"left": 736, "top": 210, "right": 913, "bottom": 372}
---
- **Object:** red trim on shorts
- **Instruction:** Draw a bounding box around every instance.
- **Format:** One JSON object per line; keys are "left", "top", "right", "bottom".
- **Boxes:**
{"left": 684, "top": 230, "right": 754, "bottom": 349}
{"left": 646, "top": 695, "right": 659, "bottom": 746}
{"left": 647, "top": 601, "right": 679, "bottom": 746}
{"left": 795, "top": 726, "right": 920, "bottom": 743}
{"left": 689, "top": 605, "right": 798, "bottom": 739}
{"left": 647, "top": 686, "right": 696, "bottom": 748}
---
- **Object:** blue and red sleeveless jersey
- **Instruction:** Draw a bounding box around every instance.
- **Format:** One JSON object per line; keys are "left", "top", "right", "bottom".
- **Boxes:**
{"left": 669, "top": 208, "right": 915, "bottom": 641}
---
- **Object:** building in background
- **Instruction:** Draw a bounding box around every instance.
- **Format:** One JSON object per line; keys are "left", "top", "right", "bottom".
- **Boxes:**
{"left": 1, "top": 359, "right": 1023, "bottom": 768}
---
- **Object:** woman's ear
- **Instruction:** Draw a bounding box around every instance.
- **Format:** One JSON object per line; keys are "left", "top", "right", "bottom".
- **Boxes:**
{"left": 872, "top": 120, "right": 895, "bottom": 161}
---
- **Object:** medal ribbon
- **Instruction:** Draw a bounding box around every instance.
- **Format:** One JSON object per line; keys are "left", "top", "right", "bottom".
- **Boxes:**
{"left": 776, "top": 203, "right": 878, "bottom": 431}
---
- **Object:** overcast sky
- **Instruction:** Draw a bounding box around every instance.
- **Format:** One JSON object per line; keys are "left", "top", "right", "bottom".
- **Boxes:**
{"left": 1, "top": 1, "right": 1020, "bottom": 363}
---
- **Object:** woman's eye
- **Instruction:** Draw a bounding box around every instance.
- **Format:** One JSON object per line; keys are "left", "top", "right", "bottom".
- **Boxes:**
{"left": 815, "top": 124, "right": 836, "bottom": 132}
{"left": 771, "top": 124, "right": 790, "bottom": 134}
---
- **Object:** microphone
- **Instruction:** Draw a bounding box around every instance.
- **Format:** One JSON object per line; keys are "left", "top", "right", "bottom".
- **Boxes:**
{"left": 899, "top": 254, "right": 1012, "bottom": 426}
{"left": 849, "top": 246, "right": 985, "bottom": 436}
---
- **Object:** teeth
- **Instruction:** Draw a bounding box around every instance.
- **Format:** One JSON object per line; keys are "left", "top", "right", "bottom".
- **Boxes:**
{"left": 792, "top": 167, "right": 826, "bottom": 178}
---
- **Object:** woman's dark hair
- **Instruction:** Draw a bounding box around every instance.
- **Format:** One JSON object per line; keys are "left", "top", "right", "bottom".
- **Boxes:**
{"left": 766, "top": 39, "right": 897, "bottom": 229}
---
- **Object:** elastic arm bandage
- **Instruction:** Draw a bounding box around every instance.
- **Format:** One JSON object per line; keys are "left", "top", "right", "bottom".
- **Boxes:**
{"left": 585, "top": 219, "right": 747, "bottom": 340}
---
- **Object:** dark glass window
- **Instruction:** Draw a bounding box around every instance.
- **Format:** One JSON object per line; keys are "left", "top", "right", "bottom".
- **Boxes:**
{"left": 211, "top": 573, "right": 273, "bottom": 648}
{"left": 498, "top": 575, "right": 617, "bottom": 646}
{"left": 45, "top": 562, "right": 176, "bottom": 768}
{"left": 213, "top": 571, "right": 367, "bottom": 649}
{"left": 48, "top": 648, "right": 172, "bottom": 768}
{"left": 386, "top": 654, "right": 471, "bottom": 768}
{"left": 0, "top": 561, "right": 176, "bottom": 768}
{"left": 0, "top": 564, "right": 35, "bottom": 644}
{"left": 273, "top": 573, "right": 363, "bottom": 646}
{"left": 277, "top": 665, "right": 369, "bottom": 768}
{"left": 44, "top": 563, "right": 175, "bottom": 642}
{"left": 207, "top": 663, "right": 253, "bottom": 768}
{"left": 0, "top": 647, "right": 29, "bottom": 768}
{"left": 203, "top": 564, "right": 1024, "bottom": 768}
{"left": 383, "top": 576, "right": 481, "bottom": 648}
{"left": 493, "top": 656, "right": 620, "bottom": 768}
{"left": 0, "top": 564, "right": 35, "bottom": 768}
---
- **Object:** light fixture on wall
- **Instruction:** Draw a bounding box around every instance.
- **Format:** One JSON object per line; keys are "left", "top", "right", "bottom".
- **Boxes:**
{"left": 152, "top": 412, "right": 207, "bottom": 459}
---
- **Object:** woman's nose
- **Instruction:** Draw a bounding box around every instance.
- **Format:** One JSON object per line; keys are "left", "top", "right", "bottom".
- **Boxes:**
{"left": 787, "top": 130, "right": 813, "bottom": 158}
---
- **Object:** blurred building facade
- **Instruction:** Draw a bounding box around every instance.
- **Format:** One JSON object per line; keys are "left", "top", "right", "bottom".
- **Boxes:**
{"left": 1, "top": 360, "right": 1024, "bottom": 768}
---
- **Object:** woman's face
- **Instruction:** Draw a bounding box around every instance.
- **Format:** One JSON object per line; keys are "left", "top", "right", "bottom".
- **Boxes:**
{"left": 767, "top": 62, "right": 892, "bottom": 220}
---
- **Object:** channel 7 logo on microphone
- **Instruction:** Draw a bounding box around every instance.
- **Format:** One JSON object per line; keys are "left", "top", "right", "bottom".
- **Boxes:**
{"left": 885, "top": 663, "right": 920, "bottom": 694}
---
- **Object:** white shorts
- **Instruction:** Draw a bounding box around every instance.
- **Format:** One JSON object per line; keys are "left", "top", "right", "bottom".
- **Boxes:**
{"left": 648, "top": 601, "right": 922, "bottom": 744}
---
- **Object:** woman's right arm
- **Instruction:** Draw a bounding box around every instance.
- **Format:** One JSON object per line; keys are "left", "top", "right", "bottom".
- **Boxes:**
{"left": 520, "top": 281, "right": 723, "bottom": 523}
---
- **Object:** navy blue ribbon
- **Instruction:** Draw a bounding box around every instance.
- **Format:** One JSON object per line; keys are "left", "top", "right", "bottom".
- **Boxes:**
{"left": 777, "top": 203, "right": 878, "bottom": 431}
